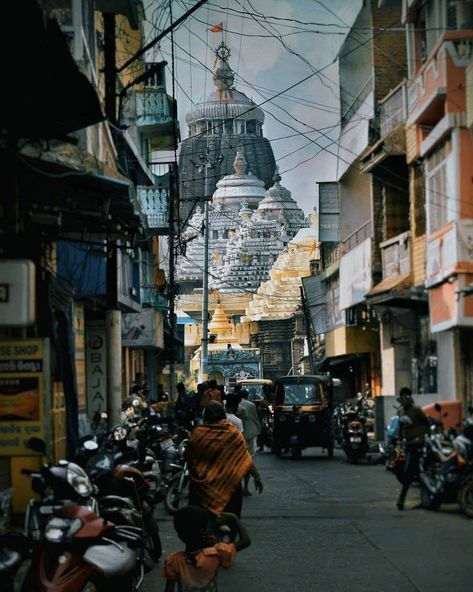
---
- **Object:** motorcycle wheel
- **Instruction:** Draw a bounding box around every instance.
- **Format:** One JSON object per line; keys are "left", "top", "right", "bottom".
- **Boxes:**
{"left": 420, "top": 481, "right": 441, "bottom": 511}
{"left": 144, "top": 512, "right": 162, "bottom": 561}
{"left": 458, "top": 481, "right": 473, "bottom": 518}
{"left": 164, "top": 474, "right": 190, "bottom": 515}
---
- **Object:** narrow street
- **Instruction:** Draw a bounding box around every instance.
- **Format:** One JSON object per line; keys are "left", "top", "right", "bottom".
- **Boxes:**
{"left": 146, "top": 449, "right": 472, "bottom": 592}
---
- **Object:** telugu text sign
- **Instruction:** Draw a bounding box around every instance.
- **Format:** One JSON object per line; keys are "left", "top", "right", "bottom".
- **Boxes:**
{"left": 0, "top": 339, "right": 47, "bottom": 456}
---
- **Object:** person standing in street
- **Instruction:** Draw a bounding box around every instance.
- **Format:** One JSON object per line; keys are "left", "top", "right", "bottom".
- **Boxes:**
{"left": 396, "top": 387, "right": 429, "bottom": 510}
{"left": 225, "top": 392, "right": 244, "bottom": 432}
{"left": 200, "top": 379, "right": 222, "bottom": 409}
{"left": 186, "top": 401, "right": 263, "bottom": 518}
{"left": 237, "top": 389, "right": 262, "bottom": 496}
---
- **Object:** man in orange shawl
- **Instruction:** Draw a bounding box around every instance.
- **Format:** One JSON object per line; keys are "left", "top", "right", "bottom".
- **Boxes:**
{"left": 186, "top": 401, "right": 263, "bottom": 517}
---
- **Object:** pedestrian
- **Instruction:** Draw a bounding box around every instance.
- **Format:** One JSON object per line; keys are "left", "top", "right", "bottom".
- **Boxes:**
{"left": 224, "top": 392, "right": 244, "bottom": 432}
{"left": 186, "top": 401, "right": 263, "bottom": 518}
{"left": 200, "top": 379, "right": 222, "bottom": 409}
{"left": 237, "top": 389, "right": 262, "bottom": 495}
{"left": 396, "top": 386, "right": 429, "bottom": 510}
{"left": 162, "top": 505, "right": 250, "bottom": 592}
{"left": 175, "top": 382, "right": 195, "bottom": 428}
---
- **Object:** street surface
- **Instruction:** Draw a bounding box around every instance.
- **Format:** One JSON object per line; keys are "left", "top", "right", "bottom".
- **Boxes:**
{"left": 145, "top": 448, "right": 472, "bottom": 592}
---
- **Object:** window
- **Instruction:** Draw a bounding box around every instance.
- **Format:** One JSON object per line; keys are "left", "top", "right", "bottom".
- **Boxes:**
{"left": 425, "top": 141, "right": 451, "bottom": 235}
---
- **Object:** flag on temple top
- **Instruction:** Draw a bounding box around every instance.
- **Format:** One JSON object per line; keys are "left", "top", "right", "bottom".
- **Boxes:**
{"left": 209, "top": 22, "right": 224, "bottom": 32}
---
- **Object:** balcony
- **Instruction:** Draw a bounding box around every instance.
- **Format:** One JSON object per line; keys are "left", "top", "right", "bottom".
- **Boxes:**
{"left": 381, "top": 231, "right": 411, "bottom": 279}
{"left": 408, "top": 33, "right": 473, "bottom": 128}
{"left": 426, "top": 219, "right": 473, "bottom": 287}
{"left": 142, "top": 287, "right": 168, "bottom": 311}
{"left": 341, "top": 220, "right": 372, "bottom": 254}
{"left": 137, "top": 185, "right": 168, "bottom": 235}
{"left": 135, "top": 88, "right": 179, "bottom": 151}
{"left": 379, "top": 82, "right": 407, "bottom": 138}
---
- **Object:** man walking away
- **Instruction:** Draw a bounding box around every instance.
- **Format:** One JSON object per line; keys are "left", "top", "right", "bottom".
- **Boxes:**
{"left": 237, "top": 389, "right": 262, "bottom": 496}
{"left": 396, "top": 387, "right": 429, "bottom": 510}
{"left": 225, "top": 392, "right": 244, "bottom": 432}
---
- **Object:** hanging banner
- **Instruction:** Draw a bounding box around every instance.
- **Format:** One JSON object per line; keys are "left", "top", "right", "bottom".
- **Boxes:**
{"left": 85, "top": 321, "right": 108, "bottom": 416}
{"left": 0, "top": 339, "right": 50, "bottom": 456}
{"left": 339, "top": 238, "right": 372, "bottom": 310}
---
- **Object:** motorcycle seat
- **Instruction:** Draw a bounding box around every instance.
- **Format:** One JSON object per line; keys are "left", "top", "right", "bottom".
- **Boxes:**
{"left": 83, "top": 543, "right": 136, "bottom": 577}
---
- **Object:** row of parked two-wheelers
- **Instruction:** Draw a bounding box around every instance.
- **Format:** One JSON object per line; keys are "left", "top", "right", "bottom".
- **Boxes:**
{"left": 0, "top": 407, "right": 190, "bottom": 591}
{"left": 382, "top": 403, "right": 473, "bottom": 516}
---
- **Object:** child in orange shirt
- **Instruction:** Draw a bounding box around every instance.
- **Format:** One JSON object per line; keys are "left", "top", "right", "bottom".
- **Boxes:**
{"left": 162, "top": 505, "right": 250, "bottom": 592}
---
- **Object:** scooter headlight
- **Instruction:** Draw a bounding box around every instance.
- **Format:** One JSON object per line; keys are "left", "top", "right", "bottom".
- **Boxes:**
{"left": 66, "top": 462, "right": 93, "bottom": 497}
{"left": 113, "top": 426, "right": 128, "bottom": 441}
{"left": 44, "top": 517, "right": 82, "bottom": 542}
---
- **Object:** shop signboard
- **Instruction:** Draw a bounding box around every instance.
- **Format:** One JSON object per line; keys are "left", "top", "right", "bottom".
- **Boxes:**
{"left": 85, "top": 321, "right": 107, "bottom": 416}
{"left": 318, "top": 183, "right": 340, "bottom": 243}
{"left": 0, "top": 339, "right": 50, "bottom": 456}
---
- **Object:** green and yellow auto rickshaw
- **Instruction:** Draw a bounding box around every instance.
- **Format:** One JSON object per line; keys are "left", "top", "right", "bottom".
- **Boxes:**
{"left": 271, "top": 375, "right": 338, "bottom": 459}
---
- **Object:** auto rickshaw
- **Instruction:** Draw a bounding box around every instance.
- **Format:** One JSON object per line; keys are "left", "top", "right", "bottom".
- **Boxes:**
{"left": 271, "top": 375, "right": 338, "bottom": 459}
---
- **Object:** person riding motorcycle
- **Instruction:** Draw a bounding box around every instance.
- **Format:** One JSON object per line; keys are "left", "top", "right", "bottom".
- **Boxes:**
{"left": 396, "top": 387, "right": 429, "bottom": 510}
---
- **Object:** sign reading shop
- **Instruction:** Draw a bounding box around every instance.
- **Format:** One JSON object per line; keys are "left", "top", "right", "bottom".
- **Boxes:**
{"left": 0, "top": 339, "right": 50, "bottom": 456}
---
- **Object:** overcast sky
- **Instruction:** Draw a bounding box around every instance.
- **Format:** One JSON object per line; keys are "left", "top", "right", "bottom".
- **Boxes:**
{"left": 146, "top": 0, "right": 362, "bottom": 214}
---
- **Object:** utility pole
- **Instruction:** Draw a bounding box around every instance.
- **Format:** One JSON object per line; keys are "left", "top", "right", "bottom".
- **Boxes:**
{"left": 168, "top": 164, "right": 178, "bottom": 401}
{"left": 191, "top": 145, "right": 224, "bottom": 383}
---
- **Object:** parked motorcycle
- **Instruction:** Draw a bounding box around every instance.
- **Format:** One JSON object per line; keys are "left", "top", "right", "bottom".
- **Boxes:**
{"left": 75, "top": 430, "right": 162, "bottom": 562}
{"left": 18, "top": 437, "right": 146, "bottom": 591}
{"left": 340, "top": 404, "right": 369, "bottom": 462}
{"left": 163, "top": 437, "right": 190, "bottom": 515}
{"left": 419, "top": 406, "right": 473, "bottom": 513}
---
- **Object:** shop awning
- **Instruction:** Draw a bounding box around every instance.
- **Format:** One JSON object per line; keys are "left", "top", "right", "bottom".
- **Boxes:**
{"left": 366, "top": 273, "right": 428, "bottom": 311}
{"left": 17, "top": 154, "right": 143, "bottom": 239}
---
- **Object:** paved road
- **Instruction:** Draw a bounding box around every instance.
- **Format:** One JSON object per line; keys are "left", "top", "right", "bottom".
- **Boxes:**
{"left": 144, "top": 448, "right": 472, "bottom": 592}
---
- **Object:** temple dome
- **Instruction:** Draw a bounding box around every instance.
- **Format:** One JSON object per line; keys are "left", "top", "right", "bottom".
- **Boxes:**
{"left": 212, "top": 151, "right": 266, "bottom": 210}
{"left": 178, "top": 45, "right": 276, "bottom": 218}
{"left": 208, "top": 302, "right": 238, "bottom": 343}
{"left": 258, "top": 168, "right": 303, "bottom": 214}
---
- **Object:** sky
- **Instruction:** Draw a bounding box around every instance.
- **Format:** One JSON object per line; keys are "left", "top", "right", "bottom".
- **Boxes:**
{"left": 145, "top": 0, "right": 363, "bottom": 214}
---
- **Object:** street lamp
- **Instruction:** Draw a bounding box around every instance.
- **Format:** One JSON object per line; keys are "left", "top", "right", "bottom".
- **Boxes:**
{"left": 191, "top": 144, "right": 224, "bottom": 382}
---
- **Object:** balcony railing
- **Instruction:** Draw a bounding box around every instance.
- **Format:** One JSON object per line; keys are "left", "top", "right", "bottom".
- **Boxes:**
{"left": 142, "top": 287, "right": 168, "bottom": 311}
{"left": 379, "top": 81, "right": 407, "bottom": 137}
{"left": 380, "top": 231, "right": 411, "bottom": 279}
{"left": 341, "top": 220, "right": 372, "bottom": 254}
{"left": 137, "top": 185, "right": 168, "bottom": 235}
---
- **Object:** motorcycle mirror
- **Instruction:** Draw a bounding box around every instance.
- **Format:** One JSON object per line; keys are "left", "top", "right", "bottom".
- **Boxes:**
{"left": 434, "top": 403, "right": 442, "bottom": 412}
{"left": 26, "top": 437, "right": 46, "bottom": 454}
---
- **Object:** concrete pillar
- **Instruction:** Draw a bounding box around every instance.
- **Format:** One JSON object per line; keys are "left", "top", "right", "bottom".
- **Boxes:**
{"left": 437, "top": 329, "right": 461, "bottom": 401}
{"left": 106, "top": 310, "right": 122, "bottom": 428}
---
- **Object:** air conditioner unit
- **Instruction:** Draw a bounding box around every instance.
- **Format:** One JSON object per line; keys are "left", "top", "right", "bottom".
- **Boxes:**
{"left": 0, "top": 260, "right": 35, "bottom": 326}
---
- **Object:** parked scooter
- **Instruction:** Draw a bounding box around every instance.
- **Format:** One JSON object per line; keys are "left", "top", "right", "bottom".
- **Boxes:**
{"left": 341, "top": 404, "right": 369, "bottom": 462}
{"left": 19, "top": 437, "right": 146, "bottom": 591}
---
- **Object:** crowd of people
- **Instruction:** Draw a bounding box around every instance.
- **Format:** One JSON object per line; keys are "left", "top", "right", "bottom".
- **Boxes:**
{"left": 157, "top": 378, "right": 267, "bottom": 591}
